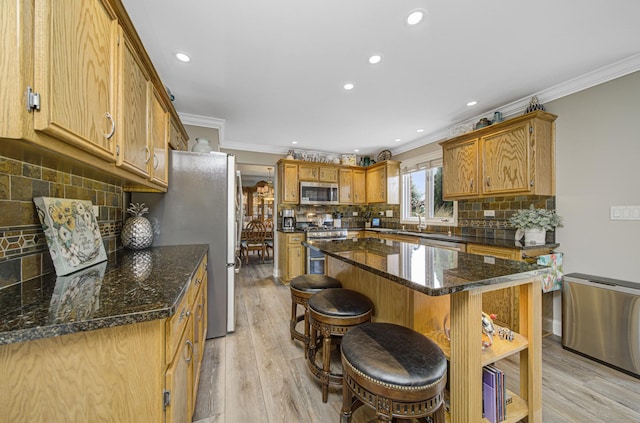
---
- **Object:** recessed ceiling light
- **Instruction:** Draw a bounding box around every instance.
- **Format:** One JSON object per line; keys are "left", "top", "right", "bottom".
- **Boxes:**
{"left": 291, "top": 141, "right": 298, "bottom": 144}
{"left": 343, "top": 83, "right": 355, "bottom": 90}
{"left": 368, "top": 55, "right": 382, "bottom": 64}
{"left": 175, "top": 52, "right": 191, "bottom": 63}
{"left": 406, "top": 10, "right": 424, "bottom": 25}
{"left": 417, "top": 129, "right": 424, "bottom": 133}
{"left": 354, "top": 149, "right": 360, "bottom": 152}
{"left": 395, "top": 138, "right": 401, "bottom": 142}
{"left": 467, "top": 100, "right": 478, "bottom": 107}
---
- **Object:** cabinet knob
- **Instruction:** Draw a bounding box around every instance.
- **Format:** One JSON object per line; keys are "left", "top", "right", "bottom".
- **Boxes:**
{"left": 103, "top": 112, "right": 115, "bottom": 139}
{"left": 529, "top": 179, "right": 534, "bottom": 187}
{"left": 486, "top": 177, "right": 491, "bottom": 187}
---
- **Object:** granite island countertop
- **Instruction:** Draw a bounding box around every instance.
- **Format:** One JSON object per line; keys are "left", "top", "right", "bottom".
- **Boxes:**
{"left": 303, "top": 238, "right": 550, "bottom": 296}
{"left": 279, "top": 227, "right": 559, "bottom": 250}
{"left": 0, "top": 244, "right": 208, "bottom": 345}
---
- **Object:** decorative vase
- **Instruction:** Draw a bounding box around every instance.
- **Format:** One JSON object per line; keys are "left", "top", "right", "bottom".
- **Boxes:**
{"left": 122, "top": 203, "right": 153, "bottom": 249}
{"left": 524, "top": 228, "right": 546, "bottom": 245}
{"left": 191, "top": 138, "right": 214, "bottom": 153}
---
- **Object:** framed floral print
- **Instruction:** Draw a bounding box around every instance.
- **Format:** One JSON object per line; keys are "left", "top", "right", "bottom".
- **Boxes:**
{"left": 33, "top": 197, "right": 108, "bottom": 276}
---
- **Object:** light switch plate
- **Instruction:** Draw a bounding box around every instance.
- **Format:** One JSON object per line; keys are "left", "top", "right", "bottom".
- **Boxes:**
{"left": 352, "top": 211, "right": 358, "bottom": 216}
{"left": 386, "top": 210, "right": 393, "bottom": 217}
{"left": 484, "top": 210, "right": 495, "bottom": 217}
{"left": 93, "top": 205, "right": 100, "bottom": 217}
{"left": 483, "top": 256, "right": 496, "bottom": 264}
{"left": 610, "top": 205, "right": 640, "bottom": 220}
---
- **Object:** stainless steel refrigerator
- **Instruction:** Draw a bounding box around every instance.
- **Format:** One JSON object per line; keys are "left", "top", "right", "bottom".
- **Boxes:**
{"left": 132, "top": 150, "right": 242, "bottom": 338}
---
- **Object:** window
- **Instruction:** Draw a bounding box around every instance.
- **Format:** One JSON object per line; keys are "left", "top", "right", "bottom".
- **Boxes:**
{"left": 401, "top": 152, "right": 457, "bottom": 227}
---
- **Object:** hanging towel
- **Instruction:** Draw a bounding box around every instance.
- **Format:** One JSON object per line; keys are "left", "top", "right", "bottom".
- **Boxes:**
{"left": 537, "top": 253, "right": 563, "bottom": 292}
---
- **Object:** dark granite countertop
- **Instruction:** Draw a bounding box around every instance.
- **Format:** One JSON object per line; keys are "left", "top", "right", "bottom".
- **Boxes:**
{"left": 362, "top": 228, "right": 559, "bottom": 250}
{"left": 303, "top": 238, "right": 550, "bottom": 297}
{"left": 279, "top": 227, "right": 558, "bottom": 250}
{"left": 0, "top": 245, "right": 208, "bottom": 346}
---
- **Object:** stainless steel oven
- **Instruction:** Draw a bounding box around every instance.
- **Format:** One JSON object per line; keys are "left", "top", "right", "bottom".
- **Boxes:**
{"left": 305, "top": 228, "right": 348, "bottom": 274}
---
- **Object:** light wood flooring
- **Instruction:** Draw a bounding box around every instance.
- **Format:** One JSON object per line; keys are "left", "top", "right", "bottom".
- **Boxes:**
{"left": 192, "top": 261, "right": 640, "bottom": 423}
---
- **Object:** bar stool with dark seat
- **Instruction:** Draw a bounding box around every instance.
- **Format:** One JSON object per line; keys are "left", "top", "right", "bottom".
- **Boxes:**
{"left": 289, "top": 274, "right": 342, "bottom": 352}
{"left": 307, "top": 288, "right": 374, "bottom": 403}
{"left": 340, "top": 322, "right": 447, "bottom": 423}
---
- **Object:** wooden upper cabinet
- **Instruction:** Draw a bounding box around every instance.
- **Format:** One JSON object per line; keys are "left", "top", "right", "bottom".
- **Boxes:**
{"left": 33, "top": 0, "right": 118, "bottom": 162}
{"left": 116, "top": 35, "right": 151, "bottom": 179}
{"left": 319, "top": 166, "right": 339, "bottom": 182}
{"left": 482, "top": 122, "right": 530, "bottom": 194}
{"left": 352, "top": 169, "right": 366, "bottom": 204}
{"left": 169, "top": 119, "right": 188, "bottom": 151}
{"left": 149, "top": 86, "right": 169, "bottom": 187}
{"left": 298, "top": 164, "right": 319, "bottom": 181}
{"left": 366, "top": 161, "right": 400, "bottom": 204}
{"left": 279, "top": 161, "right": 299, "bottom": 204}
{"left": 442, "top": 138, "right": 479, "bottom": 199}
{"left": 441, "top": 111, "right": 556, "bottom": 200}
{"left": 339, "top": 168, "right": 353, "bottom": 204}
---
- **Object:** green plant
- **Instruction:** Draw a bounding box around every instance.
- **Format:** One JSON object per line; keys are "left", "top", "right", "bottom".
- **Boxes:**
{"left": 509, "top": 205, "right": 563, "bottom": 231}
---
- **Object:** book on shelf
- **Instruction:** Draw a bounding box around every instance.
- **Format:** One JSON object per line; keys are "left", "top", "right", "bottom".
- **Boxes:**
{"left": 483, "top": 364, "right": 507, "bottom": 422}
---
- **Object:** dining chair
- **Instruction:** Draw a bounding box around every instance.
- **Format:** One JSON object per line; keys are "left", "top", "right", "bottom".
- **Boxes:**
{"left": 264, "top": 218, "right": 274, "bottom": 258}
{"left": 242, "top": 220, "right": 267, "bottom": 264}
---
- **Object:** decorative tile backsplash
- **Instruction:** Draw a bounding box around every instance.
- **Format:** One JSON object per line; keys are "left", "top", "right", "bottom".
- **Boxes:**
{"left": 0, "top": 156, "right": 123, "bottom": 290}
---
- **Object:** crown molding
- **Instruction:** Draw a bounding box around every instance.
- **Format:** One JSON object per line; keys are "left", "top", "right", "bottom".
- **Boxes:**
{"left": 178, "top": 113, "right": 226, "bottom": 142}
{"left": 392, "top": 53, "right": 640, "bottom": 155}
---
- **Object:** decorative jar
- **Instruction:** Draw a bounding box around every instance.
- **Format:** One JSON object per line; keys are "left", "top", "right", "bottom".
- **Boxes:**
{"left": 192, "top": 138, "right": 214, "bottom": 153}
{"left": 122, "top": 203, "right": 153, "bottom": 250}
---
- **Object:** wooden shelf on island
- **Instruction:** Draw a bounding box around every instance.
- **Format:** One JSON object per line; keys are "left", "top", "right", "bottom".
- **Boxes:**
{"left": 424, "top": 328, "right": 528, "bottom": 366}
{"left": 444, "top": 389, "right": 528, "bottom": 423}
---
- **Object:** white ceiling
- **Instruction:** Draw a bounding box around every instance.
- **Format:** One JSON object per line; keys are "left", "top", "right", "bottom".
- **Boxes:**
{"left": 122, "top": 0, "right": 640, "bottom": 158}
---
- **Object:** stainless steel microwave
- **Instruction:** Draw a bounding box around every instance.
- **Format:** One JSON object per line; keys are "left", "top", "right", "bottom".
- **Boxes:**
{"left": 300, "top": 181, "right": 339, "bottom": 205}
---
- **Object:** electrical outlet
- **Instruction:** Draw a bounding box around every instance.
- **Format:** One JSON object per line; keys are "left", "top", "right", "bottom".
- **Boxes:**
{"left": 352, "top": 211, "right": 358, "bottom": 216}
{"left": 484, "top": 210, "right": 495, "bottom": 217}
{"left": 386, "top": 210, "right": 393, "bottom": 217}
{"left": 379, "top": 211, "right": 384, "bottom": 216}
{"left": 93, "top": 205, "right": 100, "bottom": 217}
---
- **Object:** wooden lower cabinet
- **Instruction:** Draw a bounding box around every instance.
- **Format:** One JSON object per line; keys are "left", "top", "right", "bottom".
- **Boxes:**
{"left": 467, "top": 243, "right": 552, "bottom": 332}
{"left": 277, "top": 232, "right": 306, "bottom": 283}
{"left": 0, "top": 255, "right": 207, "bottom": 423}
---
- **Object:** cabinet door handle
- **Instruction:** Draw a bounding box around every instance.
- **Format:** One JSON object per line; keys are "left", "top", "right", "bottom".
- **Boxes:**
{"left": 153, "top": 154, "right": 159, "bottom": 169}
{"left": 470, "top": 178, "right": 474, "bottom": 189}
{"left": 179, "top": 307, "right": 186, "bottom": 322}
{"left": 144, "top": 147, "right": 151, "bottom": 164}
{"left": 486, "top": 177, "right": 491, "bottom": 187}
{"left": 104, "top": 112, "right": 115, "bottom": 139}
{"left": 529, "top": 179, "right": 534, "bottom": 187}
{"left": 184, "top": 340, "right": 193, "bottom": 363}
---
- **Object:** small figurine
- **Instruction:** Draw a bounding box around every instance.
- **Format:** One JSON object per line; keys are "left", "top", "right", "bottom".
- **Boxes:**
{"left": 481, "top": 312, "right": 497, "bottom": 348}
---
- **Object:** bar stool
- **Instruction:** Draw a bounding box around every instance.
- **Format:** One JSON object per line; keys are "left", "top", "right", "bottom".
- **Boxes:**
{"left": 307, "top": 288, "right": 374, "bottom": 403}
{"left": 289, "top": 275, "right": 342, "bottom": 352}
{"left": 340, "top": 322, "right": 447, "bottom": 422}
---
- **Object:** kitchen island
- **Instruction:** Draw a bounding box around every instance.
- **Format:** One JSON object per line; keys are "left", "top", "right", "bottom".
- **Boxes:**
{"left": 0, "top": 245, "right": 208, "bottom": 423}
{"left": 304, "top": 238, "right": 550, "bottom": 423}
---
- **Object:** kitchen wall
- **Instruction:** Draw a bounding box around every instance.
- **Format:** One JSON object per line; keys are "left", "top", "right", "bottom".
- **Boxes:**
{"left": 0, "top": 155, "right": 123, "bottom": 290}
{"left": 545, "top": 70, "right": 640, "bottom": 284}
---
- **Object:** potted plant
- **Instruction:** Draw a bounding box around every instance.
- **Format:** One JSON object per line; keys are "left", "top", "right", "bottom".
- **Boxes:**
{"left": 509, "top": 205, "right": 563, "bottom": 245}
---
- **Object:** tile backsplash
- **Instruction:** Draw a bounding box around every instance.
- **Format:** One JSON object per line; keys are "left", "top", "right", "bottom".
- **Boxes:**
{"left": 0, "top": 155, "right": 123, "bottom": 290}
{"left": 278, "top": 195, "right": 557, "bottom": 242}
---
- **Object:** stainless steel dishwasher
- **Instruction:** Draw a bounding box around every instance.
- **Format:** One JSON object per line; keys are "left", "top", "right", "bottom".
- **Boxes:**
{"left": 562, "top": 273, "right": 640, "bottom": 378}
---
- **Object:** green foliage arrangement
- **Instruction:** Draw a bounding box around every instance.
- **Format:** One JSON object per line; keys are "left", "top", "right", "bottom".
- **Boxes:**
{"left": 509, "top": 205, "right": 563, "bottom": 231}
